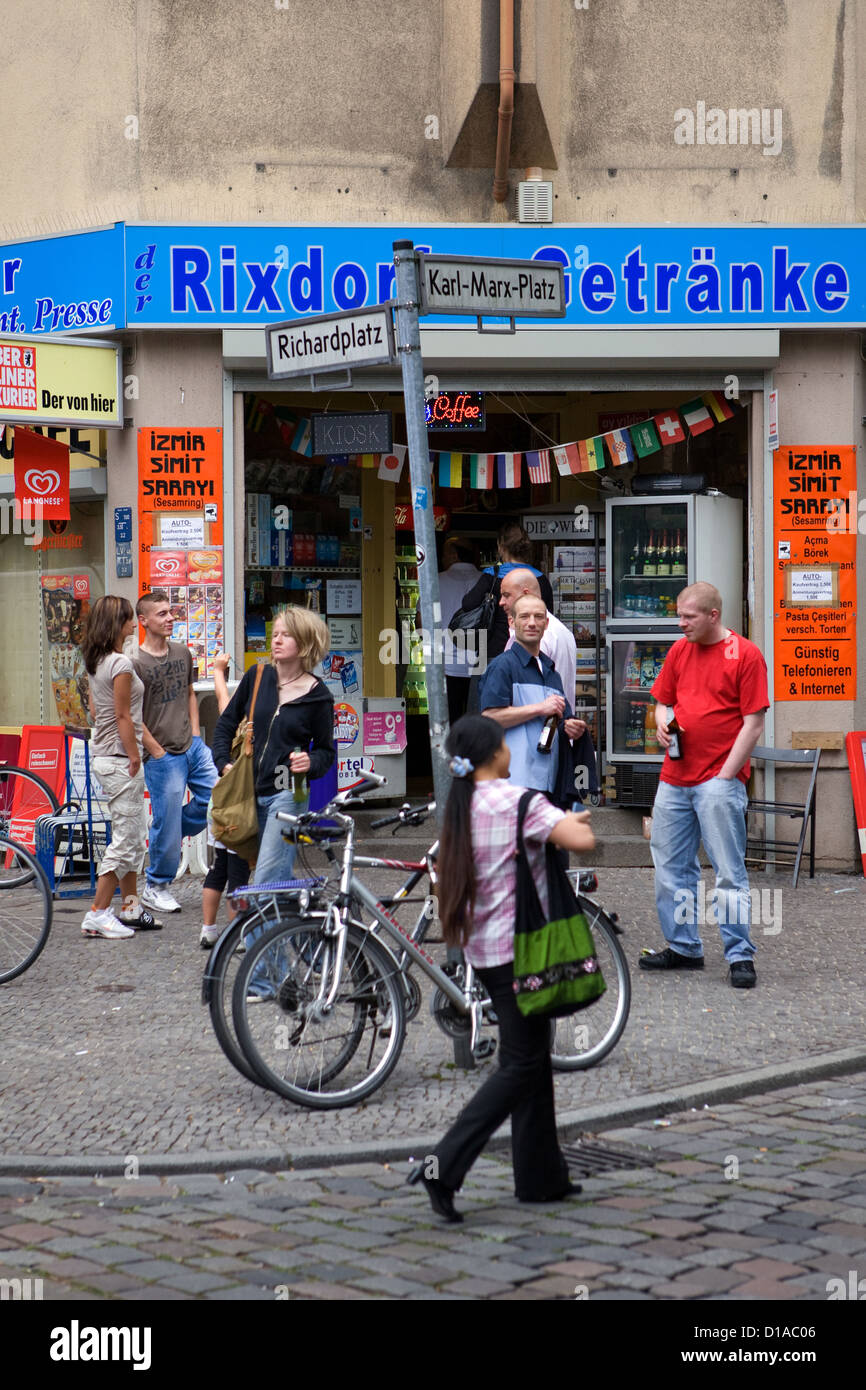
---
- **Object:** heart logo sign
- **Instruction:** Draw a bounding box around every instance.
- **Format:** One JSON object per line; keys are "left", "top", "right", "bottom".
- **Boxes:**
{"left": 24, "top": 469, "right": 60, "bottom": 496}
{"left": 154, "top": 556, "right": 177, "bottom": 574}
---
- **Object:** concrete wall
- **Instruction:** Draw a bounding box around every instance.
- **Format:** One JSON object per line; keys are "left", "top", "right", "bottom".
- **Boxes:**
{"left": 0, "top": 0, "right": 861, "bottom": 237}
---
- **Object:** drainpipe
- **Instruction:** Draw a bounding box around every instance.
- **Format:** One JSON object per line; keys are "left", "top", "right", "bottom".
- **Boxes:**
{"left": 492, "top": 0, "right": 515, "bottom": 203}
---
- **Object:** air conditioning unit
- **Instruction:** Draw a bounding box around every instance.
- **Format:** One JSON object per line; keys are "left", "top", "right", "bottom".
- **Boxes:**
{"left": 518, "top": 169, "right": 553, "bottom": 223}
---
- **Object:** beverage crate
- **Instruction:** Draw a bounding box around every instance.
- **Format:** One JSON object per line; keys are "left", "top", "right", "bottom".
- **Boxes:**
{"left": 612, "top": 762, "right": 661, "bottom": 808}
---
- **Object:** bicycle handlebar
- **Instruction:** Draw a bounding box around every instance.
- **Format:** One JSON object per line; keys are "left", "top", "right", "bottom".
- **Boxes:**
{"left": 370, "top": 799, "right": 436, "bottom": 830}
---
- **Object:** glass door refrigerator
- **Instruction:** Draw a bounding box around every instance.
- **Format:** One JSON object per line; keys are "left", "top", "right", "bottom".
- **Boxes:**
{"left": 604, "top": 493, "right": 742, "bottom": 805}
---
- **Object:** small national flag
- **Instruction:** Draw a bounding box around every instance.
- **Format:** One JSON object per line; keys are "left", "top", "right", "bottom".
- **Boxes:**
{"left": 469, "top": 453, "right": 495, "bottom": 489}
{"left": 291, "top": 418, "right": 313, "bottom": 456}
{"left": 577, "top": 440, "right": 591, "bottom": 472}
{"left": 586, "top": 437, "right": 605, "bottom": 471}
{"left": 378, "top": 444, "right": 406, "bottom": 482}
{"left": 603, "top": 429, "right": 634, "bottom": 468}
{"left": 496, "top": 453, "right": 521, "bottom": 489}
{"left": 438, "top": 452, "right": 463, "bottom": 488}
{"left": 680, "top": 397, "right": 714, "bottom": 436}
{"left": 630, "top": 421, "right": 661, "bottom": 458}
{"left": 703, "top": 390, "right": 735, "bottom": 423}
{"left": 552, "top": 444, "right": 581, "bottom": 476}
{"left": 526, "top": 449, "right": 552, "bottom": 483}
{"left": 654, "top": 411, "right": 686, "bottom": 446}
{"left": 360, "top": 453, "right": 377, "bottom": 469}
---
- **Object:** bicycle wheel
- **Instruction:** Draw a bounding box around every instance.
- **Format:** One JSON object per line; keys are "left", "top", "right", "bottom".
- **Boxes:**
{"left": 550, "top": 898, "right": 631, "bottom": 1071}
{"left": 203, "top": 908, "right": 325, "bottom": 1088}
{"left": 233, "top": 920, "right": 406, "bottom": 1109}
{"left": 0, "top": 766, "right": 59, "bottom": 857}
{"left": 0, "top": 836, "right": 53, "bottom": 984}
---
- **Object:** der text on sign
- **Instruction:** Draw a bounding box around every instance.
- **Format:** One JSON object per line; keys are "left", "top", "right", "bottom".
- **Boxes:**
{"left": 417, "top": 254, "right": 565, "bottom": 318}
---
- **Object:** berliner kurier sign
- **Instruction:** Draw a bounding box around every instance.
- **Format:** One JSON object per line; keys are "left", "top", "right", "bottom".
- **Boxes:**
{"left": 0, "top": 335, "right": 122, "bottom": 428}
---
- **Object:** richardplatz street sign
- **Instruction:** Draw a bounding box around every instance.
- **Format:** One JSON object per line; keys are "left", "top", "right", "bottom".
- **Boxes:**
{"left": 265, "top": 303, "right": 396, "bottom": 382}
{"left": 416, "top": 253, "right": 566, "bottom": 321}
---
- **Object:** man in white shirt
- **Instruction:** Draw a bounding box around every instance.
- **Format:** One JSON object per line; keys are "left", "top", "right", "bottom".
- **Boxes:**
{"left": 438, "top": 537, "right": 482, "bottom": 723}
{"left": 499, "top": 568, "right": 578, "bottom": 713}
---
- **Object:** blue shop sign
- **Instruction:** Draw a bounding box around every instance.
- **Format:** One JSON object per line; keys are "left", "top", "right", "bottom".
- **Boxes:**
{"left": 0, "top": 225, "right": 124, "bottom": 336}
{"left": 124, "top": 224, "right": 866, "bottom": 329}
{"left": 3, "top": 222, "right": 866, "bottom": 332}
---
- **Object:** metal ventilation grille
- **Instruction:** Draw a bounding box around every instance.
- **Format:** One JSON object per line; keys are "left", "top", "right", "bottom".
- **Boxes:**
{"left": 561, "top": 1138, "right": 674, "bottom": 1177}
{"left": 518, "top": 179, "right": 553, "bottom": 223}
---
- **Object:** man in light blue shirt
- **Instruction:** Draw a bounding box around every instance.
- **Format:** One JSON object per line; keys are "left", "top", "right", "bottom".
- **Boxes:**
{"left": 480, "top": 594, "right": 587, "bottom": 800}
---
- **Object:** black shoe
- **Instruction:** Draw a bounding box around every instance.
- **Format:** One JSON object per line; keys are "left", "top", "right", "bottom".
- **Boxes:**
{"left": 729, "top": 960, "right": 757, "bottom": 989}
{"left": 639, "top": 947, "right": 704, "bottom": 971}
{"left": 407, "top": 1163, "right": 463, "bottom": 1224}
{"left": 117, "top": 906, "right": 163, "bottom": 931}
{"left": 519, "top": 1182, "right": 583, "bottom": 1203}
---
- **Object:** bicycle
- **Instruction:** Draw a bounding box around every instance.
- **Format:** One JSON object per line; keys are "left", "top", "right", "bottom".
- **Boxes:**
{"left": 229, "top": 773, "right": 630, "bottom": 1109}
{"left": 0, "top": 833, "right": 54, "bottom": 984}
{"left": 201, "top": 800, "right": 438, "bottom": 1087}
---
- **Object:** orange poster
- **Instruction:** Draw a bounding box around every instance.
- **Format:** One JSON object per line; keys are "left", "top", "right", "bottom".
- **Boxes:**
{"left": 773, "top": 445, "right": 856, "bottom": 701}
{"left": 138, "top": 427, "right": 224, "bottom": 677}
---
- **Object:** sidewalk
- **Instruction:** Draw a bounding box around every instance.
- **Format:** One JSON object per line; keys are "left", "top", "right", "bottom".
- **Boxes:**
{"left": 1, "top": 1072, "right": 864, "bottom": 1301}
{"left": 1, "top": 864, "right": 864, "bottom": 1169}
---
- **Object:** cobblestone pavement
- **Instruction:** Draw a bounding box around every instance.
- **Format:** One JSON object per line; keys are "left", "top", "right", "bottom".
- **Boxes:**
{"left": 1, "top": 1073, "right": 864, "bottom": 1301}
{"left": 2, "top": 867, "right": 865, "bottom": 1160}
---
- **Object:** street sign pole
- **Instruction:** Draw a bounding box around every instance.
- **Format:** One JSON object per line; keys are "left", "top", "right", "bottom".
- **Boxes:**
{"left": 392, "top": 241, "right": 451, "bottom": 826}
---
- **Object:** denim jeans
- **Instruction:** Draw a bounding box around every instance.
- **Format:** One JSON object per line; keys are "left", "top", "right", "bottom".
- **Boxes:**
{"left": 143, "top": 737, "right": 218, "bottom": 886}
{"left": 650, "top": 776, "right": 754, "bottom": 962}
{"left": 246, "top": 787, "right": 311, "bottom": 998}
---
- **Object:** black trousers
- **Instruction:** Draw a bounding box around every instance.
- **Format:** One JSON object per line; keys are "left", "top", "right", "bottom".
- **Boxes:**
{"left": 433, "top": 962, "right": 570, "bottom": 1201}
{"left": 446, "top": 675, "right": 471, "bottom": 725}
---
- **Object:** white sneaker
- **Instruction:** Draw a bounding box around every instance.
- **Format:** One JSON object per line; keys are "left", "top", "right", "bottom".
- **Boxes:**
{"left": 200, "top": 924, "right": 221, "bottom": 950}
{"left": 141, "top": 884, "right": 183, "bottom": 914}
{"left": 81, "top": 909, "right": 135, "bottom": 939}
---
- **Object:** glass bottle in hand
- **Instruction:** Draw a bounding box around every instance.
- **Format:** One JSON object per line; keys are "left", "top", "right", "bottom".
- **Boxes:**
{"left": 291, "top": 746, "right": 308, "bottom": 802}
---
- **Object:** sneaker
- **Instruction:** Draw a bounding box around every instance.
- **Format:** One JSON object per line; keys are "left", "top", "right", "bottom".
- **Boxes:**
{"left": 729, "top": 960, "right": 757, "bottom": 989}
{"left": 638, "top": 947, "right": 704, "bottom": 971}
{"left": 200, "top": 924, "right": 221, "bottom": 950}
{"left": 141, "top": 884, "right": 183, "bottom": 914}
{"left": 116, "top": 906, "right": 163, "bottom": 931}
{"left": 81, "top": 909, "right": 135, "bottom": 939}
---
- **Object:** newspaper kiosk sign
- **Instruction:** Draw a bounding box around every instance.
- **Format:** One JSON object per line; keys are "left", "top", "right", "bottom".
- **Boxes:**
{"left": 265, "top": 304, "right": 396, "bottom": 381}
{"left": 417, "top": 254, "right": 566, "bottom": 320}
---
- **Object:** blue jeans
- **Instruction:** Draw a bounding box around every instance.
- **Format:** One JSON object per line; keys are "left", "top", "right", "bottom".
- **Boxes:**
{"left": 650, "top": 776, "right": 754, "bottom": 962}
{"left": 143, "top": 737, "right": 218, "bottom": 886}
{"left": 247, "top": 788, "right": 311, "bottom": 998}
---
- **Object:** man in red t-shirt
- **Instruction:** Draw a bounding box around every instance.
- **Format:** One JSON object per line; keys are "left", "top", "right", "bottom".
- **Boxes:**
{"left": 640, "top": 582, "right": 769, "bottom": 989}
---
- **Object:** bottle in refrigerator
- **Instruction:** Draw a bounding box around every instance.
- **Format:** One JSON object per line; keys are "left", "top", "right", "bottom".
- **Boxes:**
{"left": 643, "top": 531, "right": 657, "bottom": 576}
{"left": 672, "top": 530, "right": 687, "bottom": 577}
{"left": 625, "top": 701, "right": 645, "bottom": 751}
{"left": 656, "top": 530, "right": 670, "bottom": 577}
{"left": 640, "top": 645, "right": 657, "bottom": 687}
{"left": 628, "top": 533, "right": 642, "bottom": 576}
{"left": 624, "top": 646, "right": 642, "bottom": 688}
{"left": 644, "top": 703, "right": 661, "bottom": 754}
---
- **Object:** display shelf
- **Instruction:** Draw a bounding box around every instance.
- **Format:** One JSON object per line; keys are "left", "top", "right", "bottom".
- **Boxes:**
{"left": 618, "top": 574, "right": 686, "bottom": 583}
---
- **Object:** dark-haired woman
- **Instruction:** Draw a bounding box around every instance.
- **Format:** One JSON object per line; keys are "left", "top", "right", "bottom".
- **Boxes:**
{"left": 80, "top": 596, "right": 160, "bottom": 938}
{"left": 408, "top": 714, "right": 595, "bottom": 1222}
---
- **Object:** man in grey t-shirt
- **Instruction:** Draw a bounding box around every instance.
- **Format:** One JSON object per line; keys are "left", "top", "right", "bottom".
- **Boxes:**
{"left": 133, "top": 590, "right": 218, "bottom": 914}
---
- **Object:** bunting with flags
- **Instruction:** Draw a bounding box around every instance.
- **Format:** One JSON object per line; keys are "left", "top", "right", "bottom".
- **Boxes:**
{"left": 291, "top": 418, "right": 313, "bottom": 456}
{"left": 526, "top": 449, "right": 552, "bottom": 483}
{"left": 552, "top": 443, "right": 581, "bottom": 476}
{"left": 603, "top": 429, "right": 635, "bottom": 468}
{"left": 704, "top": 390, "right": 735, "bottom": 423}
{"left": 469, "top": 453, "right": 495, "bottom": 489}
{"left": 680, "top": 397, "right": 714, "bottom": 436}
{"left": 438, "top": 452, "right": 463, "bottom": 488}
{"left": 630, "top": 420, "right": 661, "bottom": 458}
{"left": 586, "top": 437, "right": 605, "bottom": 471}
{"left": 377, "top": 444, "right": 406, "bottom": 482}
{"left": 654, "top": 411, "right": 686, "bottom": 446}
{"left": 497, "top": 453, "right": 521, "bottom": 489}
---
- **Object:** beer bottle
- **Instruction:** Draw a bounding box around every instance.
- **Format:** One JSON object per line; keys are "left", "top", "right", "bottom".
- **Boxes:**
{"left": 291, "top": 747, "right": 308, "bottom": 803}
{"left": 667, "top": 714, "right": 683, "bottom": 760}
{"left": 644, "top": 704, "right": 660, "bottom": 755}
{"left": 537, "top": 713, "right": 559, "bottom": 754}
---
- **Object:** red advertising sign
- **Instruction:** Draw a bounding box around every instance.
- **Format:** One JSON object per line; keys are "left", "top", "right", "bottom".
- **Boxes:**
{"left": 394, "top": 504, "right": 450, "bottom": 532}
{"left": 9, "top": 725, "right": 67, "bottom": 851}
{"left": 148, "top": 549, "right": 188, "bottom": 585}
{"left": 13, "top": 427, "right": 71, "bottom": 521}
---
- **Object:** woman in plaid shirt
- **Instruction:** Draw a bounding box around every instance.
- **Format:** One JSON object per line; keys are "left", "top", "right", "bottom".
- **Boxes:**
{"left": 408, "top": 715, "right": 595, "bottom": 1223}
